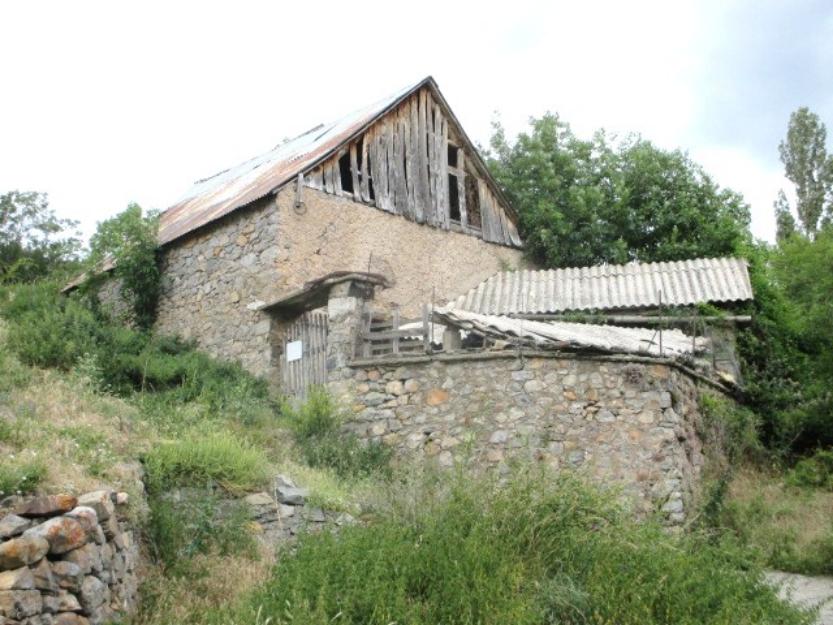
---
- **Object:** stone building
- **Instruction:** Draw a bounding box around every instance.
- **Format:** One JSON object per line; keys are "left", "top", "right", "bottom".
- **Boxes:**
{"left": 72, "top": 78, "right": 756, "bottom": 522}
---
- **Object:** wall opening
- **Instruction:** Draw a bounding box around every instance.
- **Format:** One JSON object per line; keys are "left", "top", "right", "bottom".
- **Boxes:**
{"left": 448, "top": 173, "right": 460, "bottom": 222}
{"left": 447, "top": 144, "right": 459, "bottom": 168}
{"left": 465, "top": 175, "right": 481, "bottom": 229}
{"left": 338, "top": 152, "right": 353, "bottom": 194}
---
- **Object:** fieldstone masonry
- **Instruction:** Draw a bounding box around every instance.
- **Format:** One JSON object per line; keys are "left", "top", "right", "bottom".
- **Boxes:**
{"left": 338, "top": 354, "right": 706, "bottom": 523}
{"left": 0, "top": 490, "right": 139, "bottom": 625}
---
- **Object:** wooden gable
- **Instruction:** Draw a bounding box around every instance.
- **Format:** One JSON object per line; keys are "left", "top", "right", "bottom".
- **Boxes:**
{"left": 302, "top": 85, "right": 522, "bottom": 248}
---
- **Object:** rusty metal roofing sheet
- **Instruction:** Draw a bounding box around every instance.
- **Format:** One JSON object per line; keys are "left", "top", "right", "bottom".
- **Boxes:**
{"left": 435, "top": 308, "right": 707, "bottom": 358}
{"left": 450, "top": 257, "right": 753, "bottom": 315}
{"left": 158, "top": 77, "right": 432, "bottom": 246}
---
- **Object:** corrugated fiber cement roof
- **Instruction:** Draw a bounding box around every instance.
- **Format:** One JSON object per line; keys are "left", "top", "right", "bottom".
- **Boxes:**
{"left": 451, "top": 257, "right": 753, "bottom": 315}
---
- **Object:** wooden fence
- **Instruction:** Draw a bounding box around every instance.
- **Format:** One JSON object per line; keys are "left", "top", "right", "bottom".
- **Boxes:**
{"left": 358, "top": 305, "right": 432, "bottom": 358}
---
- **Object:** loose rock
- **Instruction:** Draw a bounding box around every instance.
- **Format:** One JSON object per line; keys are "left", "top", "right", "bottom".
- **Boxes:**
{"left": 24, "top": 518, "right": 87, "bottom": 555}
{"left": 0, "top": 515, "right": 32, "bottom": 540}
{"left": 15, "top": 496, "right": 77, "bottom": 519}
{"left": 0, "top": 536, "right": 49, "bottom": 570}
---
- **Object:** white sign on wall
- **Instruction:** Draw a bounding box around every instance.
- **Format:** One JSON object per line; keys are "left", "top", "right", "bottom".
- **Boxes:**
{"left": 286, "top": 340, "right": 303, "bottom": 362}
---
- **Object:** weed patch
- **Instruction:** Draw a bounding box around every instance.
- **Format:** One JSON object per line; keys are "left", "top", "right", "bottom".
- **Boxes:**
{"left": 144, "top": 429, "right": 270, "bottom": 495}
{"left": 283, "top": 389, "right": 391, "bottom": 479}
{"left": 230, "top": 470, "right": 810, "bottom": 625}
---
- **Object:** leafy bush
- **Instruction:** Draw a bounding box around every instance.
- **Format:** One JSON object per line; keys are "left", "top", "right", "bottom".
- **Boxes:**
{"left": 283, "top": 389, "right": 391, "bottom": 479}
{"left": 699, "top": 393, "right": 763, "bottom": 464}
{"left": 0, "top": 459, "right": 46, "bottom": 497}
{"left": 86, "top": 203, "right": 160, "bottom": 329}
{"left": 147, "top": 492, "right": 256, "bottom": 575}
{"left": 1, "top": 282, "right": 101, "bottom": 370}
{"left": 786, "top": 450, "right": 833, "bottom": 490}
{"left": 232, "top": 471, "right": 808, "bottom": 625}
{"left": 143, "top": 429, "right": 270, "bottom": 495}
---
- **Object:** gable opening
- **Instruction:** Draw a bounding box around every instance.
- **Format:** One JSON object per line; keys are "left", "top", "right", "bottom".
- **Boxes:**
{"left": 448, "top": 173, "right": 461, "bottom": 222}
{"left": 338, "top": 152, "right": 354, "bottom": 194}
{"left": 465, "top": 175, "right": 481, "bottom": 229}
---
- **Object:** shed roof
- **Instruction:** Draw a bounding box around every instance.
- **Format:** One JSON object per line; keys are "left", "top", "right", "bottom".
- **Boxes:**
{"left": 158, "top": 76, "right": 516, "bottom": 246}
{"left": 450, "top": 257, "right": 753, "bottom": 315}
{"left": 434, "top": 308, "right": 707, "bottom": 359}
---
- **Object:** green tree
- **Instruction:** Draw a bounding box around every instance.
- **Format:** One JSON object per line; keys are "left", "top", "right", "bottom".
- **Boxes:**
{"left": 774, "top": 190, "right": 797, "bottom": 242}
{"left": 777, "top": 107, "right": 833, "bottom": 236}
{"left": 488, "top": 114, "right": 750, "bottom": 268}
{"left": 87, "top": 203, "right": 160, "bottom": 329}
{"left": 0, "top": 191, "right": 80, "bottom": 283}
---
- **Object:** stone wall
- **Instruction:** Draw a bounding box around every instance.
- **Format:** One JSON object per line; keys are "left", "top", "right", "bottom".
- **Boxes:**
{"left": 336, "top": 354, "right": 706, "bottom": 523}
{"left": 154, "top": 197, "right": 280, "bottom": 377}
{"left": 0, "top": 490, "right": 139, "bottom": 625}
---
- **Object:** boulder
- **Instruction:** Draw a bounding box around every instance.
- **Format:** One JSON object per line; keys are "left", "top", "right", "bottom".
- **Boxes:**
{"left": 0, "top": 567, "right": 35, "bottom": 591}
{"left": 63, "top": 508, "right": 97, "bottom": 535}
{"left": 0, "top": 589, "right": 42, "bottom": 619}
{"left": 61, "top": 544, "right": 102, "bottom": 576}
{"left": 276, "top": 486, "right": 308, "bottom": 506}
{"left": 24, "top": 518, "right": 87, "bottom": 555}
{"left": 75, "top": 493, "right": 113, "bottom": 523}
{"left": 78, "top": 576, "right": 108, "bottom": 613}
{"left": 30, "top": 558, "right": 57, "bottom": 593}
{"left": 243, "top": 492, "right": 273, "bottom": 507}
{"left": 55, "top": 591, "right": 81, "bottom": 613}
{"left": 53, "top": 613, "right": 91, "bottom": 625}
{"left": 0, "top": 514, "right": 32, "bottom": 539}
{"left": 15, "top": 496, "right": 77, "bottom": 519}
{"left": 50, "top": 562, "right": 83, "bottom": 593}
{"left": 0, "top": 536, "right": 49, "bottom": 570}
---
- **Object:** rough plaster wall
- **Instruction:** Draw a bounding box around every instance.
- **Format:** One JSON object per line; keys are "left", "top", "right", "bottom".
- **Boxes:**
{"left": 276, "top": 187, "right": 527, "bottom": 316}
{"left": 337, "top": 356, "right": 705, "bottom": 523}
{"left": 153, "top": 197, "right": 280, "bottom": 377}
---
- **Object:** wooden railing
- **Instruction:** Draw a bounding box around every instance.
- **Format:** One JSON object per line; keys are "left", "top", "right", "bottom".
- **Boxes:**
{"left": 358, "top": 304, "right": 432, "bottom": 358}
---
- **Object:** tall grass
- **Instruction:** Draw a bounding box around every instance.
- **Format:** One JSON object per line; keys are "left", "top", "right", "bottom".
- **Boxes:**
{"left": 282, "top": 389, "right": 392, "bottom": 479}
{"left": 223, "top": 470, "right": 810, "bottom": 625}
{"left": 143, "top": 429, "right": 271, "bottom": 495}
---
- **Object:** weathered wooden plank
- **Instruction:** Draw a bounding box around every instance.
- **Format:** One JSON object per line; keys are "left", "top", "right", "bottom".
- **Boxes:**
{"left": 360, "top": 133, "right": 371, "bottom": 204}
{"left": 323, "top": 160, "right": 335, "bottom": 195}
{"left": 478, "top": 179, "right": 495, "bottom": 242}
{"left": 392, "top": 114, "right": 404, "bottom": 214}
{"left": 384, "top": 119, "right": 395, "bottom": 212}
{"left": 368, "top": 126, "right": 381, "bottom": 208}
{"left": 439, "top": 114, "right": 449, "bottom": 229}
{"left": 406, "top": 96, "right": 418, "bottom": 220}
{"left": 416, "top": 89, "right": 430, "bottom": 224}
{"left": 457, "top": 151, "right": 468, "bottom": 228}
{"left": 306, "top": 167, "right": 323, "bottom": 190}
{"left": 332, "top": 154, "right": 343, "bottom": 197}
{"left": 350, "top": 143, "right": 361, "bottom": 203}
{"left": 394, "top": 110, "right": 409, "bottom": 217}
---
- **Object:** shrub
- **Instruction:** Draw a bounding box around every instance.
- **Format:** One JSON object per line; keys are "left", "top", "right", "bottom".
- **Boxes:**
{"left": 1, "top": 282, "right": 101, "bottom": 370}
{"left": 0, "top": 459, "right": 46, "bottom": 497}
{"left": 283, "top": 389, "right": 391, "bottom": 479}
{"left": 786, "top": 449, "right": 833, "bottom": 490}
{"left": 233, "top": 470, "right": 810, "bottom": 625}
{"left": 143, "top": 429, "right": 270, "bottom": 495}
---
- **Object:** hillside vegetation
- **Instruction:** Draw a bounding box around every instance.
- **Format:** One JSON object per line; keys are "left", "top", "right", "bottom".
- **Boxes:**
{"left": 0, "top": 281, "right": 818, "bottom": 625}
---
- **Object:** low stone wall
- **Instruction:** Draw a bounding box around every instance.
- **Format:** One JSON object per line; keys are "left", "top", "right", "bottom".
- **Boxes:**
{"left": 0, "top": 490, "right": 139, "bottom": 625}
{"left": 335, "top": 353, "right": 707, "bottom": 522}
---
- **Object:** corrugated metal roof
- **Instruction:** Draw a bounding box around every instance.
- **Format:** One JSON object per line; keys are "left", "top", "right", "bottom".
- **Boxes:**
{"left": 435, "top": 308, "right": 707, "bottom": 358}
{"left": 451, "top": 257, "right": 753, "bottom": 315}
{"left": 158, "top": 78, "right": 430, "bottom": 246}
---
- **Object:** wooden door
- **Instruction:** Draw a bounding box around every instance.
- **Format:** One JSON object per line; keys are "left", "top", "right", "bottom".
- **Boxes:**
{"left": 281, "top": 311, "right": 328, "bottom": 399}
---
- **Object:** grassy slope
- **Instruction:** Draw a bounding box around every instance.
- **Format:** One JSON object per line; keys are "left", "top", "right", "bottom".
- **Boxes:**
{"left": 722, "top": 467, "right": 833, "bottom": 575}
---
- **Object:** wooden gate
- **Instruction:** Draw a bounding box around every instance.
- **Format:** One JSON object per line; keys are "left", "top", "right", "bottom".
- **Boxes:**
{"left": 281, "top": 311, "right": 328, "bottom": 399}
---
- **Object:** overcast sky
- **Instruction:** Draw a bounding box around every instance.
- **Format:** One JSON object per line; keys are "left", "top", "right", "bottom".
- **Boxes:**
{"left": 2, "top": 0, "right": 831, "bottom": 245}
